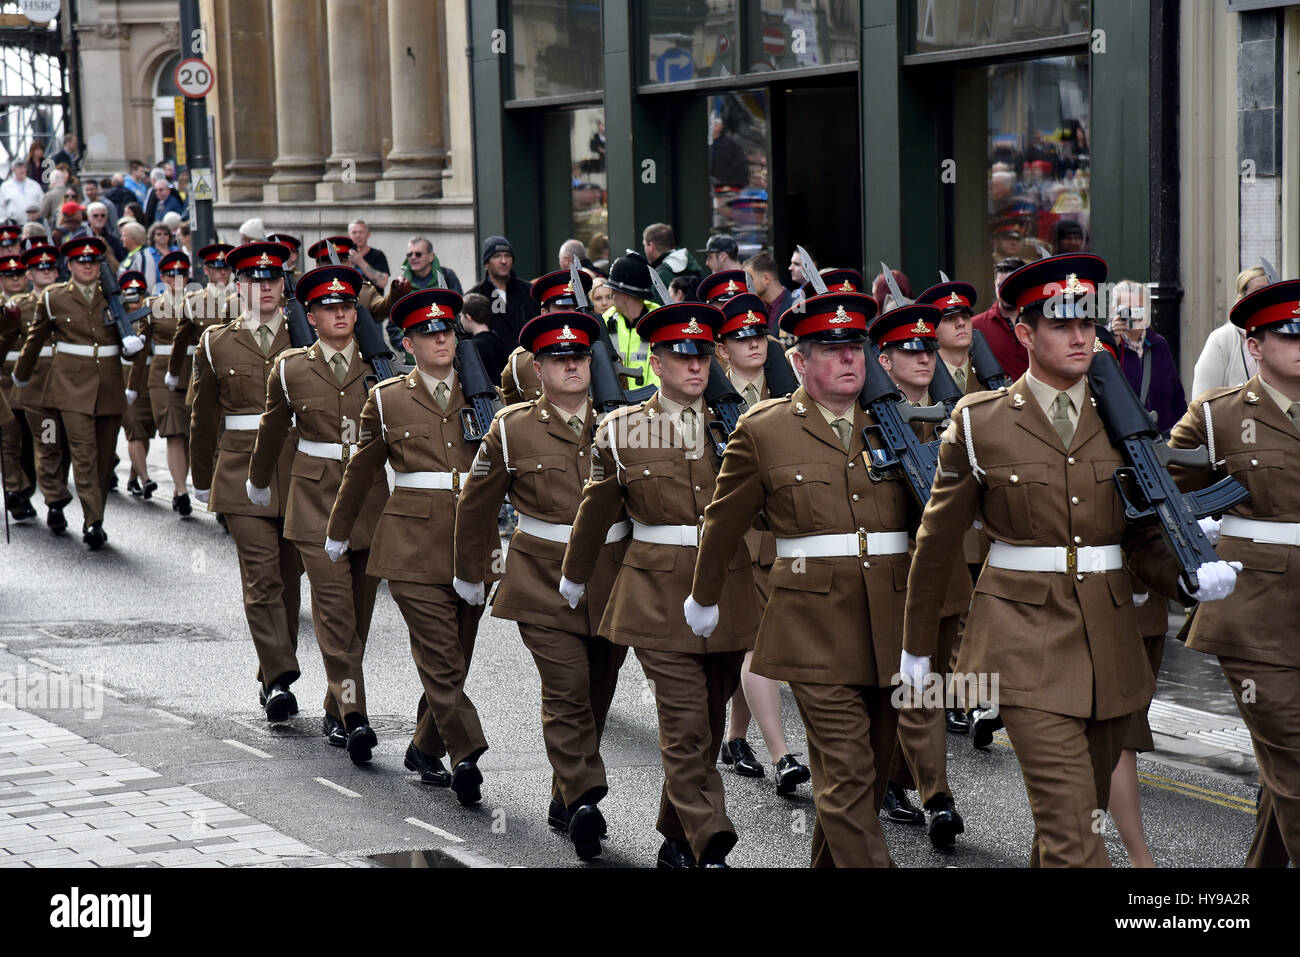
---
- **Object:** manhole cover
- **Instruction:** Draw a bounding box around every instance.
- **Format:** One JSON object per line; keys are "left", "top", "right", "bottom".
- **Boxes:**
{"left": 12, "top": 621, "right": 226, "bottom": 648}
{"left": 232, "top": 713, "right": 416, "bottom": 738}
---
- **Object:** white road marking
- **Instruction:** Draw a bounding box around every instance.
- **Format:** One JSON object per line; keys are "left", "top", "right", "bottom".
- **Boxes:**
{"left": 222, "top": 738, "right": 273, "bottom": 759}
{"left": 403, "top": 816, "right": 464, "bottom": 843}
{"left": 149, "top": 708, "right": 193, "bottom": 725}
{"left": 88, "top": 683, "right": 125, "bottom": 700}
{"left": 27, "top": 656, "right": 65, "bottom": 672}
{"left": 315, "top": 777, "right": 362, "bottom": 798}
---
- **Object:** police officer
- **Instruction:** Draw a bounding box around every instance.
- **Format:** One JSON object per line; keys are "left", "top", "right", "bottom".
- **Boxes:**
{"left": 453, "top": 310, "right": 629, "bottom": 860}
{"left": 327, "top": 289, "right": 495, "bottom": 804}
{"left": 561, "top": 302, "right": 760, "bottom": 868}
{"left": 189, "top": 242, "right": 303, "bottom": 721}
{"left": 598, "top": 252, "right": 659, "bottom": 389}
{"left": 248, "top": 264, "right": 390, "bottom": 762}
{"left": 500, "top": 269, "right": 593, "bottom": 406}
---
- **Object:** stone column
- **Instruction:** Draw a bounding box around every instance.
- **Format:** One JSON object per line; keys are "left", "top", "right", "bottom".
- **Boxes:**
{"left": 317, "top": 0, "right": 383, "bottom": 200}
{"left": 375, "top": 0, "right": 448, "bottom": 200}
{"left": 264, "top": 0, "right": 327, "bottom": 201}
{"left": 214, "top": 0, "right": 277, "bottom": 201}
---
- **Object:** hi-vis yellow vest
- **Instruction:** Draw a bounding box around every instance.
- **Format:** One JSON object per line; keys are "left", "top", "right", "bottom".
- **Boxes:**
{"left": 603, "top": 301, "right": 660, "bottom": 388}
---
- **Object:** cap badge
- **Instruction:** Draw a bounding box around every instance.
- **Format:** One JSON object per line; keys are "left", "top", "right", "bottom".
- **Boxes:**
{"left": 743, "top": 310, "right": 761, "bottom": 325}
{"left": 726, "top": 279, "right": 740, "bottom": 293}
{"left": 839, "top": 281, "right": 854, "bottom": 292}
{"left": 1093, "top": 339, "right": 1106, "bottom": 352}
{"left": 326, "top": 278, "right": 346, "bottom": 292}
{"left": 911, "top": 319, "right": 931, "bottom": 335}
{"left": 424, "top": 304, "right": 445, "bottom": 319}
{"left": 829, "top": 305, "right": 851, "bottom": 324}
{"left": 1291, "top": 302, "right": 1300, "bottom": 316}
{"left": 256, "top": 253, "right": 273, "bottom": 267}
{"left": 557, "top": 324, "right": 578, "bottom": 341}
{"left": 1065, "top": 273, "right": 1087, "bottom": 296}
{"left": 683, "top": 317, "right": 704, "bottom": 335}
{"left": 946, "top": 291, "right": 962, "bottom": 305}
{"left": 563, "top": 280, "right": 574, "bottom": 293}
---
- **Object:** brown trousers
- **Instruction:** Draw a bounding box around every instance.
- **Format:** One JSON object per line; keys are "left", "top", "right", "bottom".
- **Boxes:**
{"left": 224, "top": 512, "right": 303, "bottom": 689}
{"left": 388, "top": 580, "right": 487, "bottom": 767}
{"left": 297, "top": 544, "right": 379, "bottom": 722}
{"left": 23, "top": 406, "right": 70, "bottom": 505}
{"left": 998, "top": 705, "right": 1130, "bottom": 867}
{"left": 1, "top": 412, "right": 32, "bottom": 494}
{"left": 1219, "top": 655, "right": 1300, "bottom": 867}
{"left": 891, "top": 614, "right": 960, "bottom": 805}
{"left": 635, "top": 648, "right": 744, "bottom": 861}
{"left": 518, "top": 623, "right": 627, "bottom": 809}
{"left": 59, "top": 411, "right": 120, "bottom": 526}
{"left": 791, "top": 682, "right": 899, "bottom": 867}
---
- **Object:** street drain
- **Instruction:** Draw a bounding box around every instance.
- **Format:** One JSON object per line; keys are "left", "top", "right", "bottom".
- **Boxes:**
{"left": 368, "top": 849, "right": 465, "bottom": 868}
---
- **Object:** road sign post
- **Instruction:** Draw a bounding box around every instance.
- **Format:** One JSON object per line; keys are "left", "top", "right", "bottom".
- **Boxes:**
{"left": 178, "top": 0, "right": 214, "bottom": 251}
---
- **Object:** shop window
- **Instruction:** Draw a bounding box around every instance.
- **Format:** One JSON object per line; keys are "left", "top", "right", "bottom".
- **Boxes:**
{"left": 565, "top": 107, "right": 609, "bottom": 248}
{"left": 911, "top": 0, "right": 1089, "bottom": 54}
{"left": 512, "top": 0, "right": 603, "bottom": 100}
{"left": 707, "top": 90, "right": 770, "bottom": 258}
{"left": 644, "top": 1, "right": 739, "bottom": 85}
{"left": 745, "top": 0, "right": 859, "bottom": 72}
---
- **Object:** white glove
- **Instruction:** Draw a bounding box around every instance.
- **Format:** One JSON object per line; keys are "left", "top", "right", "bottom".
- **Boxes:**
{"left": 558, "top": 575, "right": 585, "bottom": 610}
{"left": 164, "top": 371, "right": 180, "bottom": 391}
{"left": 453, "top": 577, "right": 486, "bottom": 606}
{"left": 193, "top": 488, "right": 210, "bottom": 505}
{"left": 1133, "top": 592, "right": 1149, "bottom": 607}
{"left": 125, "top": 389, "right": 137, "bottom": 405}
{"left": 1198, "top": 516, "right": 1221, "bottom": 546}
{"left": 683, "top": 596, "right": 719, "bottom": 638}
{"left": 245, "top": 479, "right": 271, "bottom": 507}
{"left": 1185, "top": 560, "right": 1243, "bottom": 603}
{"left": 324, "top": 537, "right": 349, "bottom": 562}
{"left": 121, "top": 334, "right": 145, "bottom": 357}
{"left": 899, "top": 650, "right": 931, "bottom": 689}
{"left": 11, "top": 376, "right": 29, "bottom": 388}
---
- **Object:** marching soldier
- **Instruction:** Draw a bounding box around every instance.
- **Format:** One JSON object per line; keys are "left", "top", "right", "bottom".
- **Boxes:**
{"left": 500, "top": 269, "right": 592, "bottom": 406}
{"left": 266, "top": 234, "right": 301, "bottom": 276}
{"left": 902, "top": 253, "right": 1238, "bottom": 867}
{"left": 326, "top": 289, "right": 495, "bottom": 803}
{"left": 12, "top": 237, "right": 146, "bottom": 549}
{"left": 189, "top": 242, "right": 303, "bottom": 721}
{"left": 247, "top": 264, "right": 389, "bottom": 763}
{"left": 305, "top": 237, "right": 402, "bottom": 322}
{"left": 120, "top": 271, "right": 159, "bottom": 501}
{"left": 0, "top": 224, "right": 21, "bottom": 259}
{"left": 1, "top": 253, "right": 36, "bottom": 521}
{"left": 688, "top": 290, "right": 919, "bottom": 868}
{"left": 696, "top": 270, "right": 748, "bottom": 306}
{"left": 1167, "top": 277, "right": 1300, "bottom": 867}
{"left": 561, "top": 302, "right": 760, "bottom": 869}
{"left": 453, "top": 310, "right": 629, "bottom": 859}
{"left": 166, "top": 243, "right": 238, "bottom": 400}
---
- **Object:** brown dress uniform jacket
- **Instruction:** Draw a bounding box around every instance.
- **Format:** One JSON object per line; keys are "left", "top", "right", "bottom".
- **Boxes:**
{"left": 903, "top": 377, "right": 1182, "bottom": 721}
{"left": 189, "top": 316, "right": 295, "bottom": 515}
{"left": 131, "top": 291, "right": 193, "bottom": 436}
{"left": 454, "top": 397, "right": 626, "bottom": 634}
{"left": 168, "top": 284, "right": 239, "bottom": 383}
{"left": 500, "top": 346, "right": 543, "bottom": 407}
{"left": 562, "top": 393, "right": 759, "bottom": 653}
{"left": 0, "top": 292, "right": 36, "bottom": 407}
{"left": 248, "top": 345, "right": 389, "bottom": 548}
{"left": 14, "top": 281, "right": 127, "bottom": 416}
{"left": 327, "top": 368, "right": 498, "bottom": 586}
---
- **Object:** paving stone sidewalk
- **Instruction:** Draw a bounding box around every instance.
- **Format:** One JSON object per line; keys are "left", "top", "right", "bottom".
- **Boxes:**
{"left": 0, "top": 702, "right": 349, "bottom": 868}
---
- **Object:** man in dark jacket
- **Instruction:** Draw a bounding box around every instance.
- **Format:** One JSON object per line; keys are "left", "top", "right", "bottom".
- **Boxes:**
{"left": 467, "top": 234, "right": 539, "bottom": 348}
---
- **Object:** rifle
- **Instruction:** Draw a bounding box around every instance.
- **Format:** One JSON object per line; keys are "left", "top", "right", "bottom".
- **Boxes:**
{"left": 762, "top": 338, "right": 799, "bottom": 398}
{"left": 570, "top": 259, "right": 653, "bottom": 403}
{"left": 859, "top": 338, "right": 948, "bottom": 508}
{"left": 279, "top": 268, "right": 318, "bottom": 349}
{"left": 454, "top": 319, "right": 502, "bottom": 442}
{"left": 322, "top": 243, "right": 395, "bottom": 387}
{"left": 1087, "top": 347, "right": 1250, "bottom": 593}
{"left": 99, "top": 261, "right": 149, "bottom": 350}
{"left": 968, "top": 329, "right": 1012, "bottom": 390}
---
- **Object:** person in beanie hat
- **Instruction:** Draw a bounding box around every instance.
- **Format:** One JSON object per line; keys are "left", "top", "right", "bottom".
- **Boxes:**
{"left": 468, "top": 234, "right": 538, "bottom": 347}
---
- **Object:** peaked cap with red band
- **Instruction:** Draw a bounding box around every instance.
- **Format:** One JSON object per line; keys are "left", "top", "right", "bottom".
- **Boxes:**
{"left": 868, "top": 303, "right": 942, "bottom": 351}
{"left": 61, "top": 236, "right": 106, "bottom": 262}
{"left": 1231, "top": 278, "right": 1300, "bottom": 335}
{"left": 916, "top": 280, "right": 978, "bottom": 315}
{"left": 997, "top": 253, "right": 1107, "bottom": 317}
{"left": 230, "top": 242, "right": 290, "bottom": 279}
{"left": 519, "top": 310, "right": 599, "bottom": 357}
{"left": 696, "top": 270, "right": 748, "bottom": 304}
{"left": 635, "top": 302, "right": 722, "bottom": 356}
{"left": 392, "top": 288, "right": 462, "bottom": 335}
{"left": 21, "top": 244, "right": 58, "bottom": 269}
{"left": 0, "top": 225, "right": 22, "bottom": 244}
{"left": 119, "top": 271, "right": 148, "bottom": 297}
{"left": 0, "top": 255, "right": 25, "bottom": 273}
{"left": 307, "top": 235, "right": 356, "bottom": 263}
{"left": 717, "top": 293, "right": 769, "bottom": 339}
{"left": 779, "top": 291, "right": 876, "bottom": 343}
{"left": 1093, "top": 324, "right": 1121, "bottom": 362}
{"left": 296, "top": 265, "right": 362, "bottom": 307}
{"left": 197, "top": 243, "right": 234, "bottom": 267}
{"left": 530, "top": 268, "right": 593, "bottom": 309}
{"left": 802, "top": 268, "right": 865, "bottom": 299}
{"left": 159, "top": 250, "right": 191, "bottom": 274}
{"left": 266, "top": 233, "right": 301, "bottom": 252}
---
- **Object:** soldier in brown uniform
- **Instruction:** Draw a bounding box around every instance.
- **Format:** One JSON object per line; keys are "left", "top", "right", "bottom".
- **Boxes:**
{"left": 248, "top": 264, "right": 390, "bottom": 762}
{"left": 561, "top": 301, "right": 760, "bottom": 869}
{"left": 453, "top": 310, "right": 628, "bottom": 859}
{"left": 305, "top": 237, "right": 402, "bottom": 324}
{"left": 189, "top": 242, "right": 303, "bottom": 721}
{"left": 0, "top": 253, "right": 36, "bottom": 521}
{"left": 688, "top": 290, "right": 920, "bottom": 868}
{"left": 12, "top": 237, "right": 146, "bottom": 549}
{"left": 499, "top": 270, "right": 592, "bottom": 406}
{"left": 1166, "top": 277, "right": 1300, "bottom": 867}
{"left": 119, "top": 270, "right": 159, "bottom": 501}
{"left": 7, "top": 244, "right": 70, "bottom": 531}
{"left": 902, "top": 254, "right": 1239, "bottom": 867}
{"left": 327, "top": 288, "right": 495, "bottom": 803}
{"left": 166, "top": 244, "right": 238, "bottom": 399}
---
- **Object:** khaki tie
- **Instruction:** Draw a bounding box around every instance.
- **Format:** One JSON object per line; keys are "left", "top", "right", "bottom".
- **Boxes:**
{"left": 742, "top": 383, "right": 759, "bottom": 408}
{"left": 1052, "top": 392, "right": 1075, "bottom": 448}
{"left": 680, "top": 407, "right": 698, "bottom": 448}
{"left": 953, "top": 366, "right": 967, "bottom": 391}
{"left": 331, "top": 353, "right": 349, "bottom": 384}
{"left": 256, "top": 325, "right": 272, "bottom": 355}
{"left": 831, "top": 417, "right": 852, "bottom": 452}
{"left": 1288, "top": 402, "right": 1300, "bottom": 435}
{"left": 567, "top": 414, "right": 584, "bottom": 437}
{"left": 434, "top": 380, "right": 450, "bottom": 412}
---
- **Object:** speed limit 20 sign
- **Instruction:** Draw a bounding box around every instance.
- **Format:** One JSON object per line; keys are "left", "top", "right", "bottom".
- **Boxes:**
{"left": 174, "top": 57, "right": 215, "bottom": 98}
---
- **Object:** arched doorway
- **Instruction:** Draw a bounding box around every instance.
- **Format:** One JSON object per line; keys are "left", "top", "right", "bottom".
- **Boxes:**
{"left": 152, "top": 55, "right": 181, "bottom": 165}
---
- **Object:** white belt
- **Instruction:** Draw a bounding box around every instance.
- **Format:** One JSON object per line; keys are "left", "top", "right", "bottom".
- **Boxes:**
{"left": 153, "top": 344, "right": 196, "bottom": 357}
{"left": 987, "top": 541, "right": 1123, "bottom": 574}
{"left": 631, "top": 519, "right": 699, "bottom": 547}
{"left": 517, "top": 512, "right": 631, "bottom": 545}
{"left": 5, "top": 348, "right": 51, "bottom": 362}
{"left": 1221, "top": 516, "right": 1300, "bottom": 547}
{"left": 54, "top": 342, "right": 119, "bottom": 358}
{"left": 299, "top": 438, "right": 358, "bottom": 461}
{"left": 774, "top": 530, "right": 909, "bottom": 558}
{"left": 224, "top": 414, "right": 261, "bottom": 431}
{"left": 393, "top": 469, "right": 469, "bottom": 490}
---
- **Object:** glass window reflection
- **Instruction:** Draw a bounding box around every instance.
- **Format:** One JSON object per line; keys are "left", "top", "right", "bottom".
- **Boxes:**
{"left": 745, "top": 0, "right": 859, "bottom": 71}
{"left": 644, "top": 1, "right": 739, "bottom": 85}
{"left": 708, "top": 91, "right": 770, "bottom": 259}
{"left": 512, "top": 0, "right": 603, "bottom": 100}
{"left": 911, "top": 0, "right": 1089, "bottom": 54}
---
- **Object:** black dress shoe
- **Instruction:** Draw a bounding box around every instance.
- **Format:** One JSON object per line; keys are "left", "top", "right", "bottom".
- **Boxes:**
{"left": 108, "top": 472, "right": 119, "bottom": 491}
{"left": 141, "top": 479, "right": 157, "bottom": 500}
{"left": 263, "top": 682, "right": 297, "bottom": 722}
{"left": 172, "top": 492, "right": 191, "bottom": 516}
{"left": 82, "top": 522, "right": 107, "bottom": 550}
{"left": 946, "top": 708, "right": 971, "bottom": 734}
{"left": 547, "top": 799, "right": 569, "bottom": 830}
{"left": 127, "top": 476, "right": 143, "bottom": 498}
{"left": 404, "top": 742, "right": 450, "bottom": 786}
{"left": 47, "top": 502, "right": 68, "bottom": 533}
{"left": 655, "top": 838, "right": 697, "bottom": 869}
{"left": 721, "top": 738, "right": 764, "bottom": 778}
{"left": 970, "top": 707, "right": 1003, "bottom": 750}
{"left": 925, "top": 793, "right": 965, "bottom": 850}
{"left": 322, "top": 714, "right": 347, "bottom": 748}
{"left": 7, "top": 492, "right": 36, "bottom": 521}
{"left": 774, "top": 754, "right": 811, "bottom": 795}
{"left": 567, "top": 804, "right": 605, "bottom": 860}
{"left": 450, "top": 760, "right": 483, "bottom": 806}
{"left": 346, "top": 724, "right": 378, "bottom": 765}
{"left": 882, "top": 782, "right": 925, "bottom": 825}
